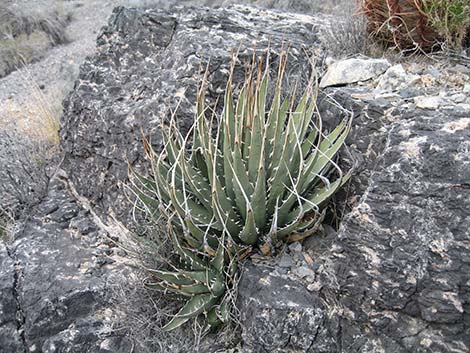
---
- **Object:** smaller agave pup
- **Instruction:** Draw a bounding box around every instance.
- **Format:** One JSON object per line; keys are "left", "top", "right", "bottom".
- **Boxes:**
{"left": 130, "top": 51, "right": 353, "bottom": 331}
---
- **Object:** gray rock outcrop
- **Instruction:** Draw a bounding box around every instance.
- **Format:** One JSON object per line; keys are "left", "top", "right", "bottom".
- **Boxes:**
{"left": 238, "top": 94, "right": 470, "bottom": 352}
{"left": 1, "top": 4, "right": 469, "bottom": 353}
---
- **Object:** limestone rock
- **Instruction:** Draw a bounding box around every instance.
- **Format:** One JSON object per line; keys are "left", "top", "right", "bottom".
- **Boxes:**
{"left": 238, "top": 100, "right": 470, "bottom": 352}
{"left": 414, "top": 95, "right": 444, "bottom": 109}
{"left": 319, "top": 58, "right": 390, "bottom": 88}
{"left": 238, "top": 263, "right": 337, "bottom": 353}
{"left": 375, "top": 64, "right": 420, "bottom": 92}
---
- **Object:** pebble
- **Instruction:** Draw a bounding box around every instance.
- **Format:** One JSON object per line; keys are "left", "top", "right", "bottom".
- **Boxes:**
{"left": 288, "top": 242, "right": 302, "bottom": 253}
{"left": 450, "top": 93, "right": 467, "bottom": 103}
{"left": 278, "top": 254, "right": 294, "bottom": 268}
{"left": 294, "top": 266, "right": 316, "bottom": 280}
{"left": 414, "top": 95, "right": 443, "bottom": 110}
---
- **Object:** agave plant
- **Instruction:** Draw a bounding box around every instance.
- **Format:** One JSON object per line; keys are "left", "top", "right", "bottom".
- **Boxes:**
{"left": 130, "top": 51, "right": 352, "bottom": 330}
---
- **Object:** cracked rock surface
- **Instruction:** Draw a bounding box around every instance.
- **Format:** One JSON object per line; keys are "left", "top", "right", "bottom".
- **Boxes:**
{"left": 0, "top": 178, "right": 134, "bottom": 353}
{"left": 1, "top": 4, "right": 470, "bottom": 353}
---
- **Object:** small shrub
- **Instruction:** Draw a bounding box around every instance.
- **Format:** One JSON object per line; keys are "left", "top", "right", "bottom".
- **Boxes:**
{"left": 361, "top": 0, "right": 470, "bottom": 52}
{"left": 422, "top": 0, "right": 470, "bottom": 50}
{"left": 130, "top": 51, "right": 352, "bottom": 331}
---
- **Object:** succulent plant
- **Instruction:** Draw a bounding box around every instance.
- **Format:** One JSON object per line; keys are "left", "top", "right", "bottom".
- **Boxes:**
{"left": 360, "top": 0, "right": 439, "bottom": 51}
{"left": 361, "top": 0, "right": 470, "bottom": 51}
{"left": 130, "top": 51, "right": 352, "bottom": 330}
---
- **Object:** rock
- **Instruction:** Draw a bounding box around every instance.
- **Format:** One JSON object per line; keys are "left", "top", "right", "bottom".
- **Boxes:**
{"left": 239, "top": 100, "right": 470, "bottom": 352}
{"left": 278, "top": 253, "right": 293, "bottom": 268}
{"left": 238, "top": 263, "right": 337, "bottom": 353}
{"left": 450, "top": 64, "right": 470, "bottom": 75}
{"left": 375, "top": 64, "right": 420, "bottom": 92}
{"left": 450, "top": 93, "right": 467, "bottom": 103}
{"left": 0, "top": 178, "right": 130, "bottom": 353}
{"left": 10, "top": 3, "right": 466, "bottom": 353}
{"left": 425, "top": 66, "right": 441, "bottom": 80}
{"left": 464, "top": 84, "right": 470, "bottom": 93}
{"left": 0, "top": 242, "right": 22, "bottom": 353}
{"left": 303, "top": 224, "right": 337, "bottom": 253}
{"left": 319, "top": 58, "right": 390, "bottom": 88}
{"left": 414, "top": 95, "right": 444, "bottom": 109}
{"left": 293, "top": 265, "right": 316, "bottom": 280}
{"left": 288, "top": 242, "right": 303, "bottom": 253}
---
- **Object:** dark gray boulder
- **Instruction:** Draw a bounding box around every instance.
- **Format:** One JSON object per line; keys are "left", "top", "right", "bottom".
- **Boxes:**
{"left": 0, "top": 177, "right": 134, "bottom": 353}
{"left": 238, "top": 263, "right": 339, "bottom": 353}
{"left": 238, "top": 99, "right": 470, "bottom": 352}
{"left": 0, "top": 242, "right": 23, "bottom": 353}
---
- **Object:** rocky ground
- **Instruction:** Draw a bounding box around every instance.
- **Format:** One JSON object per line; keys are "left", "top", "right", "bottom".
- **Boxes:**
{"left": 0, "top": 1, "right": 469, "bottom": 353}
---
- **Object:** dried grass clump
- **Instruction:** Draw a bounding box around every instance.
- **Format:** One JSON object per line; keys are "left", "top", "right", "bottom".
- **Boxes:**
{"left": 0, "top": 129, "right": 50, "bottom": 221}
{"left": 0, "top": 70, "right": 62, "bottom": 237}
{"left": 0, "top": 3, "right": 70, "bottom": 78}
{"left": 321, "top": 4, "right": 378, "bottom": 57}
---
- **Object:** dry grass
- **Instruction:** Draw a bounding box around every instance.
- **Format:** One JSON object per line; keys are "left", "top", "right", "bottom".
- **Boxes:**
{"left": 1, "top": 68, "right": 63, "bottom": 145}
{"left": 0, "top": 67, "right": 63, "bottom": 240}
{"left": 0, "top": 2, "right": 70, "bottom": 78}
{"left": 321, "top": 1, "right": 390, "bottom": 58}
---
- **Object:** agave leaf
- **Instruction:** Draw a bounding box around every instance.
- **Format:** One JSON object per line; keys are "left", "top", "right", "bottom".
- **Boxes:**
{"left": 130, "top": 168, "right": 158, "bottom": 194}
{"left": 239, "top": 204, "right": 257, "bottom": 245}
{"left": 162, "top": 294, "right": 218, "bottom": 331}
{"left": 287, "top": 177, "right": 343, "bottom": 224}
{"left": 179, "top": 269, "right": 214, "bottom": 284}
{"left": 169, "top": 282, "right": 211, "bottom": 296}
{"left": 223, "top": 119, "right": 236, "bottom": 202}
{"left": 170, "top": 229, "right": 207, "bottom": 271}
{"left": 206, "top": 307, "right": 222, "bottom": 329}
{"left": 266, "top": 119, "right": 293, "bottom": 214}
{"left": 248, "top": 71, "right": 268, "bottom": 182}
{"left": 184, "top": 215, "right": 206, "bottom": 243}
{"left": 289, "top": 87, "right": 310, "bottom": 143}
{"left": 179, "top": 155, "right": 212, "bottom": 209}
{"left": 143, "top": 281, "right": 166, "bottom": 291}
{"left": 217, "top": 301, "right": 231, "bottom": 323}
{"left": 147, "top": 269, "right": 195, "bottom": 286}
{"left": 224, "top": 73, "right": 236, "bottom": 151}
{"left": 133, "top": 188, "right": 161, "bottom": 216}
{"left": 230, "top": 141, "right": 253, "bottom": 220}
{"left": 210, "top": 233, "right": 226, "bottom": 273}
{"left": 265, "top": 82, "right": 281, "bottom": 170}
{"left": 251, "top": 148, "right": 267, "bottom": 230}
{"left": 300, "top": 119, "right": 350, "bottom": 194}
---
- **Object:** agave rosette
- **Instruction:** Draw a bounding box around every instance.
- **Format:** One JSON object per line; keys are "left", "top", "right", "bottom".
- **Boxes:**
{"left": 130, "top": 51, "right": 353, "bottom": 330}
